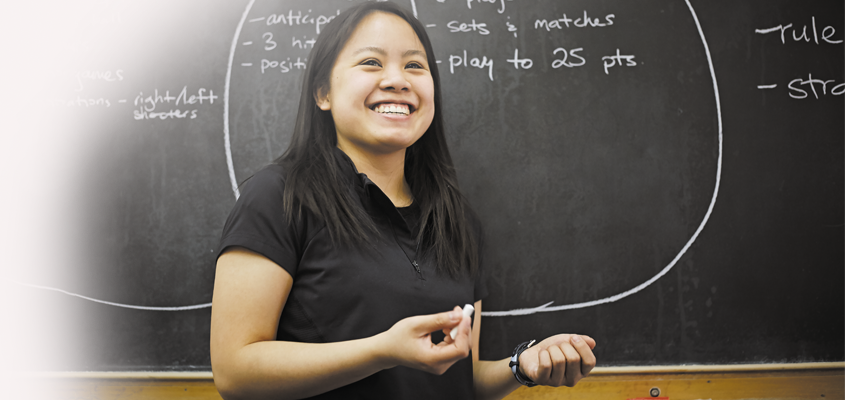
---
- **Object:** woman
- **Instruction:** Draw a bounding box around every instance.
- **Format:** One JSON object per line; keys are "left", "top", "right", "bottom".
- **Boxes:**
{"left": 210, "top": 2, "right": 596, "bottom": 399}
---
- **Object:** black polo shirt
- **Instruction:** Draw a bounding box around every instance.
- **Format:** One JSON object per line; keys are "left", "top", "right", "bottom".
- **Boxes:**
{"left": 217, "top": 148, "right": 487, "bottom": 399}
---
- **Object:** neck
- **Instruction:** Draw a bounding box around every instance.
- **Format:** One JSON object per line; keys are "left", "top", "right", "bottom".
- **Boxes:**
{"left": 337, "top": 143, "right": 413, "bottom": 207}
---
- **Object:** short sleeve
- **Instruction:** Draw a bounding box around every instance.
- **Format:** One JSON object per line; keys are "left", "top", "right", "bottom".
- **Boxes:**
{"left": 217, "top": 166, "right": 303, "bottom": 278}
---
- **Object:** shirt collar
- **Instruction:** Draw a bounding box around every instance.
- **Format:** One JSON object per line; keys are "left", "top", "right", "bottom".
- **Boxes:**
{"left": 332, "top": 146, "right": 370, "bottom": 189}
{"left": 331, "top": 147, "right": 417, "bottom": 233}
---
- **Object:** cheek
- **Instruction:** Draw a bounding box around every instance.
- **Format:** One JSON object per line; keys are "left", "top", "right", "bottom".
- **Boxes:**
{"left": 419, "top": 79, "right": 436, "bottom": 120}
{"left": 332, "top": 72, "right": 366, "bottom": 102}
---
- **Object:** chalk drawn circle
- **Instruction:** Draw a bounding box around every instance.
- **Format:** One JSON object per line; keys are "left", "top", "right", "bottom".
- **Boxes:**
{"left": 222, "top": 0, "right": 723, "bottom": 317}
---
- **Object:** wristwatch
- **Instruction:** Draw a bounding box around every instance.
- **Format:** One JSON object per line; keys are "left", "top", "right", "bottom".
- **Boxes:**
{"left": 508, "top": 340, "right": 538, "bottom": 387}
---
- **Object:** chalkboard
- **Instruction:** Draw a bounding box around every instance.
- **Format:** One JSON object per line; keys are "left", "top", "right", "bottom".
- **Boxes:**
{"left": 5, "top": 0, "right": 842, "bottom": 372}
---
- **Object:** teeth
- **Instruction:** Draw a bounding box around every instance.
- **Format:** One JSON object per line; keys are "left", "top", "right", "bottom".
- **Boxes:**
{"left": 374, "top": 103, "right": 410, "bottom": 115}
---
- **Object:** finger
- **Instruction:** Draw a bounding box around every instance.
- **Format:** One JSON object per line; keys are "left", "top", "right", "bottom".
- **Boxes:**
{"left": 442, "top": 328, "right": 457, "bottom": 343}
{"left": 570, "top": 335, "right": 597, "bottom": 376}
{"left": 462, "top": 312, "right": 472, "bottom": 337}
{"left": 449, "top": 306, "right": 473, "bottom": 340}
{"left": 442, "top": 307, "right": 471, "bottom": 343}
{"left": 414, "top": 307, "right": 463, "bottom": 334}
{"left": 546, "top": 345, "right": 567, "bottom": 386}
{"left": 427, "top": 323, "right": 470, "bottom": 370}
{"left": 578, "top": 334, "right": 597, "bottom": 349}
{"left": 559, "top": 342, "right": 582, "bottom": 386}
{"left": 442, "top": 328, "right": 454, "bottom": 344}
{"left": 535, "top": 348, "right": 552, "bottom": 383}
{"left": 425, "top": 322, "right": 470, "bottom": 370}
{"left": 450, "top": 316, "right": 472, "bottom": 352}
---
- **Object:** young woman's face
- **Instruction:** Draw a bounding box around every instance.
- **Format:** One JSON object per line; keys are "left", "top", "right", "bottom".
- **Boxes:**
{"left": 317, "top": 11, "right": 435, "bottom": 157}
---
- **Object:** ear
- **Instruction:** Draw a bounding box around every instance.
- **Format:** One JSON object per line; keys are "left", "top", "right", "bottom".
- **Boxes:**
{"left": 314, "top": 86, "right": 331, "bottom": 111}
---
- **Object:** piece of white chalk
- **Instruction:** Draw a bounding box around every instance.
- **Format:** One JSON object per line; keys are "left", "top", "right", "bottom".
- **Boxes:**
{"left": 450, "top": 304, "right": 475, "bottom": 340}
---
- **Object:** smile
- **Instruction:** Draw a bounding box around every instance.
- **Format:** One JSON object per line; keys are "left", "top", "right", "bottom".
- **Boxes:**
{"left": 370, "top": 103, "right": 413, "bottom": 116}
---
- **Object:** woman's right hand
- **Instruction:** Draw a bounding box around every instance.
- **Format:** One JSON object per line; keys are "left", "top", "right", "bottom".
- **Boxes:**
{"left": 379, "top": 306, "right": 473, "bottom": 375}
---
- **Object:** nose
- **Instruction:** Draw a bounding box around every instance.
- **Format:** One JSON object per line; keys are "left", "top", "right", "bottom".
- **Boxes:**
{"left": 380, "top": 65, "right": 410, "bottom": 92}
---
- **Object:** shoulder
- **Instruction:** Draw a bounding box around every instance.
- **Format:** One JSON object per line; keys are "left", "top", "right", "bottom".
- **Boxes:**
{"left": 218, "top": 164, "right": 313, "bottom": 276}
{"left": 242, "top": 164, "right": 288, "bottom": 193}
{"left": 237, "top": 164, "right": 289, "bottom": 208}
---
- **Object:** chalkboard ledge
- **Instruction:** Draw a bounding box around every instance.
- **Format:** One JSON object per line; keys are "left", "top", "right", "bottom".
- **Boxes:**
{"left": 17, "top": 363, "right": 845, "bottom": 400}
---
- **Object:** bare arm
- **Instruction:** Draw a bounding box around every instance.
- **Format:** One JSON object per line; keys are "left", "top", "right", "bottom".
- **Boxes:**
{"left": 471, "top": 301, "right": 523, "bottom": 400}
{"left": 470, "top": 301, "right": 598, "bottom": 400}
{"left": 210, "top": 248, "right": 473, "bottom": 400}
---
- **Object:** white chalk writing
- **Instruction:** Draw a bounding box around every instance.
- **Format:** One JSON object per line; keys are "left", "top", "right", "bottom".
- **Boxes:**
{"left": 133, "top": 87, "right": 218, "bottom": 120}
{"left": 449, "top": 50, "right": 494, "bottom": 81}
{"left": 260, "top": 57, "right": 308, "bottom": 74}
{"left": 447, "top": 19, "right": 490, "bottom": 35}
{"left": 505, "top": 16, "right": 517, "bottom": 38}
{"left": 506, "top": 48, "right": 533, "bottom": 70}
{"left": 551, "top": 47, "right": 586, "bottom": 69}
{"left": 601, "top": 49, "right": 637, "bottom": 74}
{"left": 75, "top": 69, "right": 125, "bottom": 92}
{"left": 263, "top": 32, "right": 277, "bottom": 50}
{"left": 755, "top": 16, "right": 842, "bottom": 98}
{"left": 292, "top": 36, "right": 317, "bottom": 49}
{"left": 756, "top": 17, "right": 842, "bottom": 45}
{"left": 252, "top": 9, "right": 340, "bottom": 34}
{"left": 787, "top": 73, "right": 845, "bottom": 99}
{"left": 465, "top": 0, "right": 508, "bottom": 14}
{"left": 535, "top": 11, "right": 615, "bottom": 31}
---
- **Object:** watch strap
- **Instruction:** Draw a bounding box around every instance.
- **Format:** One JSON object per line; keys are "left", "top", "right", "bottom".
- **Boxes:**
{"left": 509, "top": 340, "right": 538, "bottom": 387}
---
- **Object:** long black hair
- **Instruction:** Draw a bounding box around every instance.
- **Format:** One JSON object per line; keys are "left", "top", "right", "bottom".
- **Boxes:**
{"left": 277, "top": 1, "right": 479, "bottom": 277}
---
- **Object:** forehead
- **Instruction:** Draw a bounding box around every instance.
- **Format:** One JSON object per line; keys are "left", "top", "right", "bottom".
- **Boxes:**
{"left": 341, "top": 11, "right": 424, "bottom": 54}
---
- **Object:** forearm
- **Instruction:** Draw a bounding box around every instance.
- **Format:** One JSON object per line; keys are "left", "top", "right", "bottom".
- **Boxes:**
{"left": 214, "top": 333, "right": 391, "bottom": 400}
{"left": 212, "top": 251, "right": 472, "bottom": 399}
{"left": 473, "top": 358, "right": 523, "bottom": 400}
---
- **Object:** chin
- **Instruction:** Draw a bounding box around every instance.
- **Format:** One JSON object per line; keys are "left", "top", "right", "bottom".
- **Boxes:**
{"left": 373, "top": 133, "right": 424, "bottom": 150}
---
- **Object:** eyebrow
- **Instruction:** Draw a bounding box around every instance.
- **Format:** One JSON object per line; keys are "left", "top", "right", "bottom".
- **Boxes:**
{"left": 352, "top": 46, "right": 427, "bottom": 59}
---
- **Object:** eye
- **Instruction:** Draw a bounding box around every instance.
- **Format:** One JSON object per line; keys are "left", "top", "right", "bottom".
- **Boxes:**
{"left": 406, "top": 61, "right": 425, "bottom": 69}
{"left": 360, "top": 58, "right": 382, "bottom": 67}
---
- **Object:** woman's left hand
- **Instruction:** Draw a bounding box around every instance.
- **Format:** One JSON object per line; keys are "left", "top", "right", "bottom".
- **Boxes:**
{"left": 517, "top": 334, "right": 597, "bottom": 387}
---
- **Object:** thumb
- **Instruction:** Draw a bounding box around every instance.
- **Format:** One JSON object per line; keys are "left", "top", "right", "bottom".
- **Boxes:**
{"left": 413, "top": 307, "right": 463, "bottom": 334}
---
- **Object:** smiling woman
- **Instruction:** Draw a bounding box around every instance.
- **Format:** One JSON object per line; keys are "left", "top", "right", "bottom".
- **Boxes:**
{"left": 316, "top": 11, "right": 435, "bottom": 207}
{"left": 210, "top": 2, "right": 595, "bottom": 399}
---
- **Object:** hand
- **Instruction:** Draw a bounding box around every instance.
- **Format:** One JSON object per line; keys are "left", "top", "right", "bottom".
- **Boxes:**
{"left": 518, "top": 334, "right": 597, "bottom": 387}
{"left": 381, "top": 306, "right": 472, "bottom": 375}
